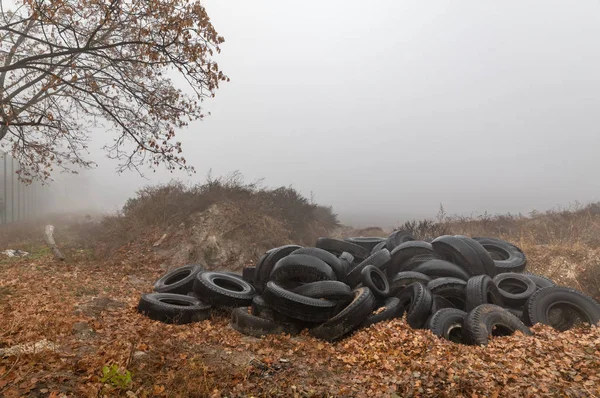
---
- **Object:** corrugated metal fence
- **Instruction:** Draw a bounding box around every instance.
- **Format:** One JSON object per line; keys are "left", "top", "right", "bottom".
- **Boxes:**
{"left": 0, "top": 151, "right": 44, "bottom": 224}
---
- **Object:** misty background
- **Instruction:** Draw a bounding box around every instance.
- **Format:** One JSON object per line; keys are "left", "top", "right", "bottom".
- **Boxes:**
{"left": 45, "top": 1, "right": 600, "bottom": 228}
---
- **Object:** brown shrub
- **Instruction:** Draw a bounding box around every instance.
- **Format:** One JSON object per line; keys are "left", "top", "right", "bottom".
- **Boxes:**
{"left": 395, "top": 203, "right": 600, "bottom": 299}
{"left": 91, "top": 173, "right": 340, "bottom": 260}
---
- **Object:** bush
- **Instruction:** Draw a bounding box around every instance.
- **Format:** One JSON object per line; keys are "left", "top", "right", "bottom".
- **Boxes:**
{"left": 96, "top": 173, "right": 340, "bottom": 249}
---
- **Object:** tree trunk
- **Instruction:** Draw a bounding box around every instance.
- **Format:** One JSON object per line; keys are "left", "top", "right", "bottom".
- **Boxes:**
{"left": 44, "top": 224, "right": 65, "bottom": 261}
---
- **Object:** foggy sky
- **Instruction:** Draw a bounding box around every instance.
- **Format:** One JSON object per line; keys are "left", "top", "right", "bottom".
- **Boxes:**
{"left": 51, "top": 1, "right": 600, "bottom": 228}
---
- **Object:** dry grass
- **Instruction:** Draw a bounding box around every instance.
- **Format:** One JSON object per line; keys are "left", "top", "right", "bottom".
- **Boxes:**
{"left": 397, "top": 203, "right": 600, "bottom": 299}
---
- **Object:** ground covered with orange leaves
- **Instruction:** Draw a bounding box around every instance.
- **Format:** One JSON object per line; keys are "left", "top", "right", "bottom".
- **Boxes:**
{"left": 1, "top": 248, "right": 599, "bottom": 398}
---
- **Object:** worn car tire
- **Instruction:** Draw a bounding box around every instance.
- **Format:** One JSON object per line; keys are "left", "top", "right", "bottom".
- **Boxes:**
{"left": 432, "top": 235, "right": 486, "bottom": 276}
{"left": 262, "top": 281, "right": 340, "bottom": 322}
{"left": 231, "top": 307, "right": 302, "bottom": 337}
{"left": 193, "top": 271, "right": 257, "bottom": 307}
{"left": 427, "top": 308, "right": 468, "bottom": 344}
{"left": 390, "top": 271, "right": 432, "bottom": 296}
{"left": 360, "top": 265, "right": 390, "bottom": 299}
{"left": 396, "top": 282, "right": 434, "bottom": 329}
{"left": 346, "top": 249, "right": 391, "bottom": 287}
{"left": 427, "top": 277, "right": 468, "bottom": 310}
{"left": 309, "top": 287, "right": 376, "bottom": 341}
{"left": 388, "top": 241, "right": 436, "bottom": 276}
{"left": 455, "top": 235, "right": 497, "bottom": 277}
{"left": 432, "top": 295, "right": 458, "bottom": 312}
{"left": 292, "top": 280, "right": 354, "bottom": 303}
{"left": 371, "top": 240, "right": 388, "bottom": 254}
{"left": 137, "top": 293, "right": 211, "bottom": 324}
{"left": 242, "top": 267, "right": 256, "bottom": 285}
{"left": 339, "top": 252, "right": 355, "bottom": 274}
{"left": 362, "top": 297, "right": 403, "bottom": 327}
{"left": 254, "top": 245, "right": 301, "bottom": 293}
{"left": 270, "top": 254, "right": 336, "bottom": 285}
{"left": 412, "top": 259, "right": 470, "bottom": 281}
{"left": 153, "top": 264, "right": 204, "bottom": 295}
{"left": 385, "top": 230, "right": 416, "bottom": 251}
{"left": 492, "top": 273, "right": 537, "bottom": 307}
{"left": 521, "top": 273, "right": 556, "bottom": 290}
{"left": 523, "top": 286, "right": 600, "bottom": 331}
{"left": 250, "top": 295, "right": 302, "bottom": 324}
{"left": 473, "top": 237, "right": 527, "bottom": 273}
{"left": 463, "top": 304, "right": 532, "bottom": 346}
{"left": 291, "top": 247, "right": 346, "bottom": 283}
{"left": 465, "top": 275, "right": 504, "bottom": 312}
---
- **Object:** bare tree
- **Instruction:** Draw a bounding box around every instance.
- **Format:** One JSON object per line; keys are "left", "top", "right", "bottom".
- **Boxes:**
{"left": 0, "top": 0, "right": 228, "bottom": 182}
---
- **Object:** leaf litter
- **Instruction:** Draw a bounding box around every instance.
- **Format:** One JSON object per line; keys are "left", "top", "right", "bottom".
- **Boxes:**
{"left": 0, "top": 251, "right": 598, "bottom": 397}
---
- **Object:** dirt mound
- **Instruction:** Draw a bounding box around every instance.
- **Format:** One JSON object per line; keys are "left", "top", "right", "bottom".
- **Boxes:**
{"left": 154, "top": 202, "right": 292, "bottom": 270}
{"left": 92, "top": 177, "right": 340, "bottom": 271}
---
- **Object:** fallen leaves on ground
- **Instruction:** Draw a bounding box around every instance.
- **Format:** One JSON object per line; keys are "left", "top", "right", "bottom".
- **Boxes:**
{"left": 0, "top": 251, "right": 599, "bottom": 397}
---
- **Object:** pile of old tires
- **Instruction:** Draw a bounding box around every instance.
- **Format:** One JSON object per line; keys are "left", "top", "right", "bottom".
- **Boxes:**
{"left": 137, "top": 232, "right": 600, "bottom": 345}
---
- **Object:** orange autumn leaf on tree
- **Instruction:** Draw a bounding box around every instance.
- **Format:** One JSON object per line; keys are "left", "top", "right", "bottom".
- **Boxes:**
{"left": 0, "top": 0, "right": 228, "bottom": 183}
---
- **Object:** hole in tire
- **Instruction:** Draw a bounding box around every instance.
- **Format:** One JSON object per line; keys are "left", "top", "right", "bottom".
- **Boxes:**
{"left": 165, "top": 270, "right": 191, "bottom": 285}
{"left": 445, "top": 324, "right": 463, "bottom": 343}
{"left": 491, "top": 324, "right": 514, "bottom": 337}
{"left": 214, "top": 278, "right": 245, "bottom": 292}
{"left": 370, "top": 270, "right": 386, "bottom": 291}
{"left": 546, "top": 302, "right": 588, "bottom": 331}
{"left": 159, "top": 299, "right": 194, "bottom": 306}
{"left": 498, "top": 279, "right": 528, "bottom": 294}
{"left": 483, "top": 245, "right": 510, "bottom": 261}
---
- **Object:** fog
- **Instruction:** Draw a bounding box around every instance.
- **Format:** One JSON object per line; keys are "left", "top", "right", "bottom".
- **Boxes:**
{"left": 47, "top": 1, "right": 600, "bottom": 228}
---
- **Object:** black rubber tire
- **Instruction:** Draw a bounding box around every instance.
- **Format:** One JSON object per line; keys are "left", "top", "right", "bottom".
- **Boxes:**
{"left": 427, "top": 308, "right": 467, "bottom": 343}
{"left": 388, "top": 241, "right": 436, "bottom": 276}
{"left": 309, "top": 287, "right": 376, "bottom": 341}
{"left": 346, "top": 249, "right": 391, "bottom": 287}
{"left": 362, "top": 297, "right": 403, "bottom": 327}
{"left": 432, "top": 235, "right": 486, "bottom": 276}
{"left": 250, "top": 295, "right": 301, "bottom": 324}
{"left": 412, "top": 259, "right": 470, "bottom": 281}
{"left": 242, "top": 267, "right": 256, "bottom": 285}
{"left": 431, "top": 295, "right": 457, "bottom": 312}
{"left": 153, "top": 264, "right": 203, "bottom": 295}
{"left": 473, "top": 237, "right": 527, "bottom": 273}
{"left": 385, "top": 230, "right": 416, "bottom": 251}
{"left": 270, "top": 254, "right": 336, "bottom": 285}
{"left": 455, "top": 235, "right": 497, "bottom": 277}
{"left": 521, "top": 273, "right": 557, "bottom": 290}
{"left": 254, "top": 245, "right": 301, "bottom": 293}
{"left": 465, "top": 275, "right": 504, "bottom": 312}
{"left": 231, "top": 307, "right": 303, "bottom": 338}
{"left": 360, "top": 265, "right": 390, "bottom": 299}
{"left": 193, "top": 271, "right": 257, "bottom": 307}
{"left": 344, "top": 237, "right": 386, "bottom": 253}
{"left": 338, "top": 252, "right": 355, "bottom": 273}
{"left": 427, "top": 278, "right": 468, "bottom": 310}
{"left": 137, "top": 293, "right": 211, "bottom": 324}
{"left": 291, "top": 247, "right": 346, "bottom": 283}
{"left": 316, "top": 237, "right": 369, "bottom": 260}
{"left": 505, "top": 307, "right": 524, "bottom": 320}
{"left": 371, "top": 241, "right": 388, "bottom": 255}
{"left": 262, "top": 281, "right": 340, "bottom": 322}
{"left": 493, "top": 273, "right": 537, "bottom": 307}
{"left": 396, "top": 282, "right": 434, "bottom": 329}
{"left": 523, "top": 286, "right": 600, "bottom": 331}
{"left": 292, "top": 280, "right": 354, "bottom": 303}
{"left": 463, "top": 304, "right": 532, "bottom": 346}
{"left": 390, "top": 271, "right": 432, "bottom": 296}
